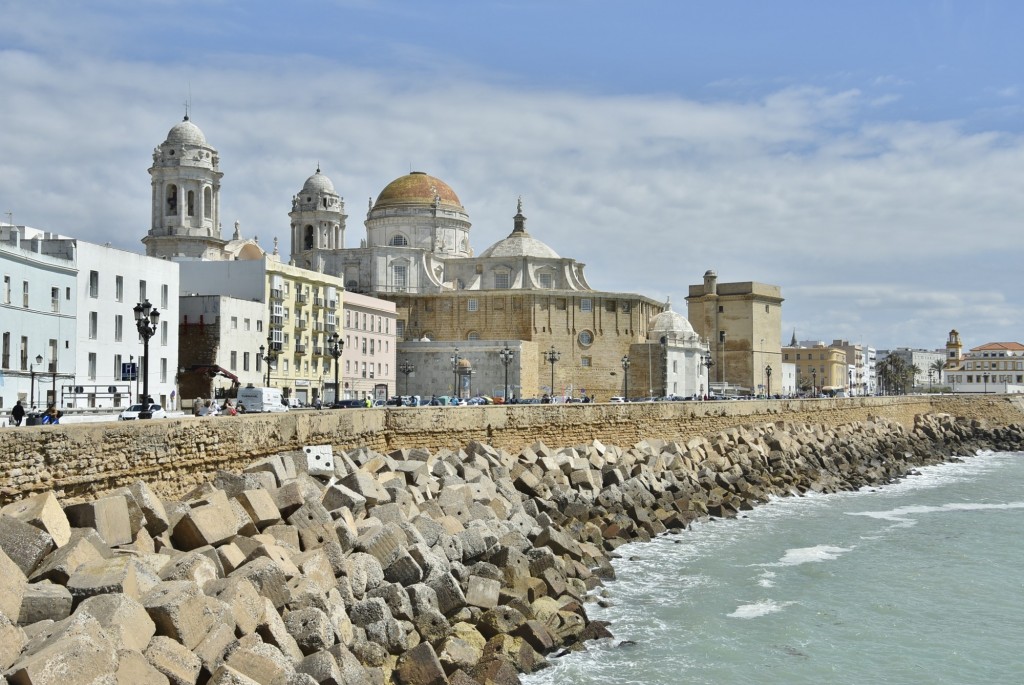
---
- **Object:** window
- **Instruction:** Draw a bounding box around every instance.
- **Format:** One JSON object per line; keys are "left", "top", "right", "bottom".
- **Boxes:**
{"left": 538, "top": 272, "right": 553, "bottom": 289}
{"left": 88, "top": 353, "right": 97, "bottom": 380}
{"left": 257, "top": 320, "right": 263, "bottom": 332}
{"left": 230, "top": 351, "right": 237, "bottom": 370}
{"left": 719, "top": 331, "right": 726, "bottom": 343}
{"left": 396, "top": 320, "right": 405, "bottom": 338}
{"left": 161, "top": 321, "right": 168, "bottom": 346}
{"left": 369, "top": 339, "right": 375, "bottom": 355}
{"left": 89, "top": 271, "right": 99, "bottom": 298}
{"left": 361, "top": 362, "right": 367, "bottom": 378}
{"left": 393, "top": 264, "right": 407, "bottom": 291}
{"left": 580, "top": 298, "right": 592, "bottom": 312}
{"left": 2, "top": 275, "right": 9, "bottom": 304}
{"left": 718, "top": 305, "right": 724, "bottom": 313}
{"left": 581, "top": 356, "right": 592, "bottom": 367}
{"left": 89, "top": 312, "right": 98, "bottom": 339}
{"left": 467, "top": 332, "right": 480, "bottom": 340}
{"left": 622, "top": 302, "right": 631, "bottom": 313}
{"left": 1, "top": 332, "right": 9, "bottom": 368}
{"left": 161, "top": 284, "right": 169, "bottom": 309}
{"left": 243, "top": 352, "right": 250, "bottom": 371}
{"left": 51, "top": 287, "right": 60, "bottom": 313}
{"left": 19, "top": 336, "right": 27, "bottom": 370}
{"left": 494, "top": 272, "right": 510, "bottom": 289}
{"left": 115, "top": 315, "right": 123, "bottom": 342}
{"left": 231, "top": 316, "right": 238, "bottom": 330}
{"left": 389, "top": 234, "right": 409, "bottom": 247}
{"left": 115, "top": 276, "right": 123, "bottom": 302}
{"left": 244, "top": 318, "right": 251, "bottom": 331}
{"left": 113, "top": 354, "right": 122, "bottom": 381}
{"left": 160, "top": 358, "right": 168, "bottom": 383}
{"left": 187, "top": 190, "right": 195, "bottom": 217}
{"left": 467, "top": 299, "right": 478, "bottom": 312}
{"left": 578, "top": 330, "right": 593, "bottom": 346}
{"left": 22, "top": 281, "right": 29, "bottom": 308}
{"left": 139, "top": 280, "right": 147, "bottom": 303}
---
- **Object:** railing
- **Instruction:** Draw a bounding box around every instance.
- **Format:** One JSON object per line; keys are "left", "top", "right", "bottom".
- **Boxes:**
{"left": 314, "top": 347, "right": 324, "bottom": 356}
{"left": 314, "top": 297, "right": 325, "bottom": 308}
{"left": 296, "top": 319, "right": 307, "bottom": 330}
{"left": 270, "top": 315, "right": 283, "bottom": 326}
{"left": 270, "top": 288, "right": 283, "bottom": 300}
{"left": 296, "top": 293, "right": 308, "bottom": 304}
{"left": 295, "top": 344, "right": 306, "bottom": 354}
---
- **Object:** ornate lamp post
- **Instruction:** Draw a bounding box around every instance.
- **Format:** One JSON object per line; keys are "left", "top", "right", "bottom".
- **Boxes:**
{"left": 328, "top": 332, "right": 344, "bottom": 404}
{"left": 545, "top": 346, "right": 560, "bottom": 398}
{"left": 258, "top": 336, "right": 276, "bottom": 387}
{"left": 399, "top": 360, "right": 415, "bottom": 396}
{"left": 450, "top": 347, "right": 461, "bottom": 398}
{"left": 812, "top": 369, "right": 817, "bottom": 396}
{"left": 30, "top": 354, "right": 43, "bottom": 410}
{"left": 701, "top": 353, "right": 715, "bottom": 399}
{"left": 983, "top": 372, "right": 989, "bottom": 394}
{"left": 765, "top": 364, "right": 773, "bottom": 398}
{"left": 620, "top": 355, "right": 630, "bottom": 400}
{"left": 132, "top": 299, "right": 160, "bottom": 417}
{"left": 498, "top": 345, "right": 515, "bottom": 401}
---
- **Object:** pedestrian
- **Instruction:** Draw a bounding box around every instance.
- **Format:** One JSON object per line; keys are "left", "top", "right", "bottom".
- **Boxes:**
{"left": 43, "top": 402, "right": 61, "bottom": 424}
{"left": 12, "top": 400, "right": 25, "bottom": 426}
{"left": 364, "top": 396, "right": 372, "bottom": 408}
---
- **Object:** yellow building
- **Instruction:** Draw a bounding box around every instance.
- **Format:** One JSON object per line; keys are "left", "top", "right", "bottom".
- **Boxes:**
{"left": 782, "top": 343, "right": 848, "bottom": 394}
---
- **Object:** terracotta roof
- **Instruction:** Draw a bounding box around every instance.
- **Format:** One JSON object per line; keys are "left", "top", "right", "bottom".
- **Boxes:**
{"left": 374, "top": 172, "right": 462, "bottom": 209}
{"left": 970, "top": 342, "right": 1024, "bottom": 352}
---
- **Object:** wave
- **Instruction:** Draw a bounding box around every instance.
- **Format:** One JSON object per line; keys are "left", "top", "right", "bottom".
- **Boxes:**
{"left": 728, "top": 600, "right": 794, "bottom": 619}
{"left": 772, "top": 544, "right": 852, "bottom": 566}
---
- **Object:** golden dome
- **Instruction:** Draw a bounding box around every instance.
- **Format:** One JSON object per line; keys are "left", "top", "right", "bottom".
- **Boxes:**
{"left": 373, "top": 171, "right": 463, "bottom": 210}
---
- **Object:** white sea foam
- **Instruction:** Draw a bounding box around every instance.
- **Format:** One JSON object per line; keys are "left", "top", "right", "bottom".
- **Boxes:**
{"left": 848, "top": 501, "right": 1024, "bottom": 523}
{"left": 774, "top": 545, "right": 852, "bottom": 566}
{"left": 728, "top": 600, "right": 793, "bottom": 619}
{"left": 758, "top": 570, "right": 776, "bottom": 588}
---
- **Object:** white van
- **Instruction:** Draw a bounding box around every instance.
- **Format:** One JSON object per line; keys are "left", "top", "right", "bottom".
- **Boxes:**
{"left": 236, "top": 386, "right": 288, "bottom": 413}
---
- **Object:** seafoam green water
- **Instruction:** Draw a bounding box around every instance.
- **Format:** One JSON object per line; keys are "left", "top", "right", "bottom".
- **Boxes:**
{"left": 523, "top": 451, "right": 1024, "bottom": 685}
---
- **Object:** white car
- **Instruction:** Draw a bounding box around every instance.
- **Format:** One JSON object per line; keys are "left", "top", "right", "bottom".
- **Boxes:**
{"left": 118, "top": 403, "right": 167, "bottom": 420}
{"left": 609, "top": 396, "right": 626, "bottom": 403}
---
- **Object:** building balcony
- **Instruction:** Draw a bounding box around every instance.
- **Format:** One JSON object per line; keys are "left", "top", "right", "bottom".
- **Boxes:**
{"left": 296, "top": 292, "right": 308, "bottom": 305}
{"left": 296, "top": 319, "right": 308, "bottom": 330}
{"left": 270, "top": 288, "right": 284, "bottom": 300}
{"left": 314, "top": 347, "right": 324, "bottom": 356}
{"left": 270, "top": 315, "right": 284, "bottom": 326}
{"left": 313, "top": 297, "right": 325, "bottom": 308}
{"left": 295, "top": 343, "right": 306, "bottom": 354}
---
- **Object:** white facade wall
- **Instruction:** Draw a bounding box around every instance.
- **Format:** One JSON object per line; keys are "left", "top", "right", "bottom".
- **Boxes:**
{"left": 179, "top": 295, "right": 267, "bottom": 397}
{"left": 0, "top": 225, "right": 78, "bottom": 412}
{"left": 72, "top": 242, "right": 179, "bottom": 409}
{"left": 780, "top": 363, "right": 797, "bottom": 395}
{"left": 341, "top": 291, "right": 397, "bottom": 401}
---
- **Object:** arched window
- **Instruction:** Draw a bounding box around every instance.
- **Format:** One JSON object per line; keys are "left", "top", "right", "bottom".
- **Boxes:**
{"left": 165, "top": 185, "right": 178, "bottom": 215}
{"left": 204, "top": 187, "right": 212, "bottom": 218}
{"left": 304, "top": 226, "right": 315, "bottom": 250}
{"left": 389, "top": 234, "right": 409, "bottom": 247}
{"left": 187, "top": 190, "right": 195, "bottom": 217}
{"left": 467, "top": 331, "right": 480, "bottom": 340}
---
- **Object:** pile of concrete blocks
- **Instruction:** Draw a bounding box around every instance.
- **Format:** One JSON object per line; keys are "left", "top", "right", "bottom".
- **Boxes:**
{"left": 0, "top": 414, "right": 1014, "bottom": 684}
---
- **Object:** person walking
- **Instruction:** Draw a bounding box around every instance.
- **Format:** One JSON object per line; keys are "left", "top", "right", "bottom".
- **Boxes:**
{"left": 12, "top": 400, "right": 25, "bottom": 426}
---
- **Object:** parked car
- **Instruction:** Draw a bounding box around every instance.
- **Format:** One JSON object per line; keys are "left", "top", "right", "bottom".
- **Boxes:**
{"left": 332, "top": 399, "right": 366, "bottom": 409}
{"left": 118, "top": 403, "right": 167, "bottom": 420}
{"left": 609, "top": 396, "right": 626, "bottom": 403}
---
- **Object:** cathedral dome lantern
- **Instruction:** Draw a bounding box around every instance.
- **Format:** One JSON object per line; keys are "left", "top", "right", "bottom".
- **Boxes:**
{"left": 480, "top": 198, "right": 560, "bottom": 259}
{"left": 365, "top": 171, "right": 472, "bottom": 258}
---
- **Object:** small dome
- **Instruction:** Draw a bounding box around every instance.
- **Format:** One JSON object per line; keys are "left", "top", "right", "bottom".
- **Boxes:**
{"left": 165, "top": 117, "right": 207, "bottom": 146}
{"left": 374, "top": 172, "right": 462, "bottom": 210}
{"left": 480, "top": 234, "right": 559, "bottom": 259}
{"left": 302, "top": 168, "right": 336, "bottom": 195}
{"left": 650, "top": 310, "right": 695, "bottom": 336}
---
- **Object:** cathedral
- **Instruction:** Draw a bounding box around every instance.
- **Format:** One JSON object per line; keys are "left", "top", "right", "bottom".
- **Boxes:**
{"left": 144, "top": 115, "right": 712, "bottom": 400}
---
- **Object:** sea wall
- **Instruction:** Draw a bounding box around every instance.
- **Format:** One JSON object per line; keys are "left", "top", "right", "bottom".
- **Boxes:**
{"left": 1, "top": 395, "right": 1022, "bottom": 504}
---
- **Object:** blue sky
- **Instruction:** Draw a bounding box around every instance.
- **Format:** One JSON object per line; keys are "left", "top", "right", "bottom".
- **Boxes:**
{"left": 2, "top": 0, "right": 1022, "bottom": 351}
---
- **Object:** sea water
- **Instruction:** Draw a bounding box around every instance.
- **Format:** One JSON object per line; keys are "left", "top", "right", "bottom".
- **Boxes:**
{"left": 522, "top": 450, "right": 1024, "bottom": 685}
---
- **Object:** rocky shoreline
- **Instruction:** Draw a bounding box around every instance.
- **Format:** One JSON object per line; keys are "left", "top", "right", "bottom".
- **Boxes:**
{"left": 1, "top": 412, "right": 1022, "bottom": 684}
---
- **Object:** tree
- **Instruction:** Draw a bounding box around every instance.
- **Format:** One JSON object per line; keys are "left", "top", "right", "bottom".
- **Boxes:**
{"left": 907, "top": 364, "right": 921, "bottom": 393}
{"left": 929, "top": 359, "right": 946, "bottom": 391}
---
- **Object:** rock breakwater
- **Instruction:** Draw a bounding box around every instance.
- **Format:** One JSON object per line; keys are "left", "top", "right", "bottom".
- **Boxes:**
{"left": 0, "top": 413, "right": 1021, "bottom": 684}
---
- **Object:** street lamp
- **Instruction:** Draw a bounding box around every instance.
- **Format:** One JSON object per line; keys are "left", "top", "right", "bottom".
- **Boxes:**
{"left": 620, "top": 355, "right": 631, "bottom": 400}
{"left": 450, "top": 347, "right": 461, "bottom": 398}
{"left": 545, "top": 346, "right": 560, "bottom": 399}
{"left": 765, "top": 364, "right": 773, "bottom": 398}
{"left": 701, "top": 354, "right": 715, "bottom": 399}
{"left": 258, "top": 336, "right": 276, "bottom": 387}
{"left": 928, "top": 369, "right": 934, "bottom": 393}
{"left": 399, "top": 360, "right": 415, "bottom": 396}
{"left": 328, "top": 332, "right": 344, "bottom": 404}
{"left": 132, "top": 299, "right": 160, "bottom": 417}
{"left": 812, "top": 369, "right": 817, "bottom": 396}
{"left": 498, "top": 345, "right": 515, "bottom": 401}
{"left": 983, "top": 372, "right": 989, "bottom": 394}
{"left": 30, "top": 354, "right": 43, "bottom": 410}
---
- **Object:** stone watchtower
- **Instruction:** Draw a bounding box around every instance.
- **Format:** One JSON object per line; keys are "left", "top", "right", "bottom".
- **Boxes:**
{"left": 945, "top": 329, "right": 964, "bottom": 368}
{"left": 143, "top": 116, "right": 225, "bottom": 260}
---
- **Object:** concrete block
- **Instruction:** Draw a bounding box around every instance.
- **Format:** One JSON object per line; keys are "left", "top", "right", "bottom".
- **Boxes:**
{"left": 341, "top": 472, "right": 390, "bottom": 508}
{"left": 261, "top": 525, "right": 301, "bottom": 552}
{"left": 193, "top": 620, "right": 237, "bottom": 675}
{"left": 171, "top": 501, "right": 239, "bottom": 551}
{"left": 229, "top": 498, "right": 260, "bottom": 537}
{"left": 145, "top": 634, "right": 203, "bottom": 685}
{"left": 0, "top": 513, "right": 55, "bottom": 576}
{"left": 0, "top": 610, "right": 27, "bottom": 672}
{"left": 244, "top": 540, "right": 301, "bottom": 578}
{"left": 218, "top": 542, "right": 248, "bottom": 575}
{"left": 66, "top": 555, "right": 160, "bottom": 605}
{"left": 204, "top": 577, "right": 265, "bottom": 636}
{"left": 228, "top": 556, "right": 291, "bottom": 609}
{"left": 225, "top": 641, "right": 296, "bottom": 685}
{"left": 465, "top": 576, "right": 500, "bottom": 610}
{"left": 1, "top": 492, "right": 71, "bottom": 548}
{"left": 206, "top": 664, "right": 263, "bottom": 685}
{"left": 303, "top": 445, "right": 335, "bottom": 477}
{"left": 77, "top": 592, "right": 156, "bottom": 652}
{"left": 255, "top": 596, "right": 304, "bottom": 663}
{"left": 438, "top": 634, "right": 483, "bottom": 674}
{"left": 428, "top": 573, "right": 467, "bottom": 617}
{"left": 17, "top": 581, "right": 72, "bottom": 625}
{"left": 235, "top": 489, "right": 282, "bottom": 531}
{"left": 7, "top": 613, "right": 119, "bottom": 685}
{"left": 296, "top": 650, "right": 344, "bottom": 685}
{"left": 284, "top": 607, "right": 335, "bottom": 655}
{"left": 142, "top": 580, "right": 216, "bottom": 650}
{"left": 63, "top": 495, "right": 134, "bottom": 547}
{"left": 116, "top": 648, "right": 170, "bottom": 685}
{"left": 243, "top": 454, "right": 298, "bottom": 487}
{"left": 321, "top": 483, "right": 366, "bottom": 518}
{"left": 396, "top": 642, "right": 447, "bottom": 685}
{"left": 0, "top": 547, "right": 27, "bottom": 621}
{"left": 159, "top": 549, "right": 221, "bottom": 586}
{"left": 294, "top": 548, "right": 337, "bottom": 592}
{"left": 271, "top": 481, "right": 308, "bottom": 520}
{"left": 355, "top": 522, "right": 406, "bottom": 569}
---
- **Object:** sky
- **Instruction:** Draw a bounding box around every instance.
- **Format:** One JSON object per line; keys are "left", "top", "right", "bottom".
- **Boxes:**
{"left": 1, "top": 0, "right": 1022, "bottom": 351}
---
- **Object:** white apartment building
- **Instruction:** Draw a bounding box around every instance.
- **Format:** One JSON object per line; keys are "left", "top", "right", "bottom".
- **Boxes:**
{"left": 1, "top": 225, "right": 78, "bottom": 412}
{"left": 945, "top": 342, "right": 1024, "bottom": 394}
{"left": 341, "top": 291, "right": 397, "bottom": 402}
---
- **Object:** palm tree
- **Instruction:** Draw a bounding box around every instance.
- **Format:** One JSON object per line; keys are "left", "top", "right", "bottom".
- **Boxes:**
{"left": 907, "top": 364, "right": 921, "bottom": 393}
{"left": 877, "top": 354, "right": 909, "bottom": 395}
{"left": 929, "top": 359, "right": 946, "bottom": 391}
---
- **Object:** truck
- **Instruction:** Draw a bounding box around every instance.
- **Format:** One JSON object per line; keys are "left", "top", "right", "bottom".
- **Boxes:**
{"left": 236, "top": 386, "right": 288, "bottom": 413}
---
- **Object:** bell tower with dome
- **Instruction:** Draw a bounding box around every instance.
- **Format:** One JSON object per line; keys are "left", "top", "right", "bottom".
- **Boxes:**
{"left": 288, "top": 167, "right": 347, "bottom": 269}
{"left": 143, "top": 115, "right": 225, "bottom": 260}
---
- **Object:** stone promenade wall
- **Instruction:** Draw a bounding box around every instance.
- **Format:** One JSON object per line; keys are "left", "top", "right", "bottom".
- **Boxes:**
{"left": 2, "top": 395, "right": 1022, "bottom": 504}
